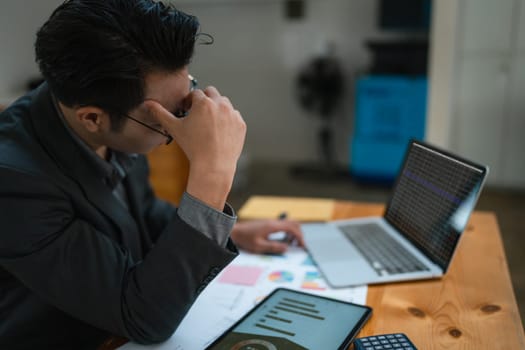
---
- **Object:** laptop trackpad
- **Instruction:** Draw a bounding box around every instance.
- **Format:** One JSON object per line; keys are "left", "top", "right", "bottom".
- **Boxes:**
{"left": 321, "top": 260, "right": 376, "bottom": 287}
{"left": 303, "top": 223, "right": 382, "bottom": 286}
{"left": 304, "top": 225, "right": 364, "bottom": 263}
{"left": 312, "top": 238, "right": 360, "bottom": 262}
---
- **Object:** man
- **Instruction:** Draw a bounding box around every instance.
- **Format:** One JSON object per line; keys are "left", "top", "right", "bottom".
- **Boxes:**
{"left": 0, "top": 0, "right": 302, "bottom": 348}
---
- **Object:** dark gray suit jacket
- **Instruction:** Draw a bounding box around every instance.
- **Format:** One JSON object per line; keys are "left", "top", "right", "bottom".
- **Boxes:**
{"left": 0, "top": 84, "right": 237, "bottom": 349}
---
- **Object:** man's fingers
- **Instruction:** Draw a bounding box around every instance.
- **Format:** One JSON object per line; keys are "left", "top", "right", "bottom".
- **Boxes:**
{"left": 143, "top": 99, "right": 180, "bottom": 125}
{"left": 285, "top": 225, "right": 305, "bottom": 247}
{"left": 265, "top": 220, "right": 305, "bottom": 247}
{"left": 203, "top": 86, "right": 220, "bottom": 99}
{"left": 257, "top": 240, "right": 288, "bottom": 254}
{"left": 188, "top": 88, "right": 206, "bottom": 101}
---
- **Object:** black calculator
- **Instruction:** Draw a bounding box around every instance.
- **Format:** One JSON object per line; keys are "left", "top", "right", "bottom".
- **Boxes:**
{"left": 352, "top": 333, "right": 417, "bottom": 350}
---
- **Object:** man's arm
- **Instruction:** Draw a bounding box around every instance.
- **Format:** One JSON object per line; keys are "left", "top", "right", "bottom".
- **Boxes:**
{"left": 135, "top": 156, "right": 236, "bottom": 247}
{"left": 0, "top": 168, "right": 236, "bottom": 344}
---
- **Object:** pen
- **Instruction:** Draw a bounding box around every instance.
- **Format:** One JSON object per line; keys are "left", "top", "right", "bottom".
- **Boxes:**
{"left": 278, "top": 211, "right": 293, "bottom": 244}
{"left": 268, "top": 212, "right": 290, "bottom": 244}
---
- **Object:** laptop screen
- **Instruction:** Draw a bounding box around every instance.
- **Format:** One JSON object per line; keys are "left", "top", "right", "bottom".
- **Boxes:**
{"left": 385, "top": 141, "right": 488, "bottom": 271}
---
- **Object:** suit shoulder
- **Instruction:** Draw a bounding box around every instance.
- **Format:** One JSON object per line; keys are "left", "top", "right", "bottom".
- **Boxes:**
{"left": 0, "top": 94, "right": 56, "bottom": 179}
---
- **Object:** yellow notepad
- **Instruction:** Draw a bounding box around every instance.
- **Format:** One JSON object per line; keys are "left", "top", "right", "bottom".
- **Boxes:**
{"left": 238, "top": 196, "right": 335, "bottom": 222}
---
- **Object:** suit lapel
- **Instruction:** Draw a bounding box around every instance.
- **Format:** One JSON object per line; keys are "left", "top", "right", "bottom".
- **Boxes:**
{"left": 29, "top": 83, "right": 144, "bottom": 260}
{"left": 124, "top": 174, "right": 153, "bottom": 251}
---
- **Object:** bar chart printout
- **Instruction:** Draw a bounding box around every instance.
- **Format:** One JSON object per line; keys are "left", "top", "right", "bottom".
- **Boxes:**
{"left": 207, "top": 289, "right": 370, "bottom": 350}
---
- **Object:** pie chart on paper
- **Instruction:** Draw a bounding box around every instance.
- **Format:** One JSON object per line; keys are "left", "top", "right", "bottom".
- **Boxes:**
{"left": 268, "top": 270, "right": 294, "bottom": 283}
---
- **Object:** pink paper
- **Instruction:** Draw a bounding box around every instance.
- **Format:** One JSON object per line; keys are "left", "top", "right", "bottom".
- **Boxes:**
{"left": 218, "top": 265, "right": 264, "bottom": 286}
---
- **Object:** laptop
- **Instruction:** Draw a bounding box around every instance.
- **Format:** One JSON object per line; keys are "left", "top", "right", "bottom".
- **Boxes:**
{"left": 302, "top": 140, "right": 489, "bottom": 287}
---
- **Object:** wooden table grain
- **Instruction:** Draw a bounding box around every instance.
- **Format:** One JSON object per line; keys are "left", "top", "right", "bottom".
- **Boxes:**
{"left": 332, "top": 201, "right": 525, "bottom": 350}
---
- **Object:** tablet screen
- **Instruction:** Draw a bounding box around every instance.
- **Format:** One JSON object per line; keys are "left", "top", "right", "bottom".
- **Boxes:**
{"left": 207, "top": 288, "right": 372, "bottom": 350}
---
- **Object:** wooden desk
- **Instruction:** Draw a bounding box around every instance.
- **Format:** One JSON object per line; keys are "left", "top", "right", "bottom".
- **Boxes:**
{"left": 100, "top": 200, "right": 524, "bottom": 350}
{"left": 333, "top": 201, "right": 525, "bottom": 349}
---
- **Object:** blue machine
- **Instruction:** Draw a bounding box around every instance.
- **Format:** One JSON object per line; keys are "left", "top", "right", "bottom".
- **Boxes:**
{"left": 350, "top": 75, "right": 428, "bottom": 182}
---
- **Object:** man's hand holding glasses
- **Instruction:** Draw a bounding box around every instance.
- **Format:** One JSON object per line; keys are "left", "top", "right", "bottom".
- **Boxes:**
{"left": 144, "top": 86, "right": 246, "bottom": 211}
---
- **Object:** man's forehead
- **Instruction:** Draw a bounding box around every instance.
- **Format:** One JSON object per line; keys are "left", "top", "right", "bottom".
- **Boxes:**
{"left": 143, "top": 69, "right": 189, "bottom": 109}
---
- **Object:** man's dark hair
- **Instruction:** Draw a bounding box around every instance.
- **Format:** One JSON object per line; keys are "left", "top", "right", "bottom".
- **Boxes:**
{"left": 35, "top": 0, "right": 200, "bottom": 130}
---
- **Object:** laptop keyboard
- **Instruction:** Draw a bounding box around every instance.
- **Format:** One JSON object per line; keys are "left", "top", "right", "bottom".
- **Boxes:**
{"left": 340, "top": 223, "right": 429, "bottom": 276}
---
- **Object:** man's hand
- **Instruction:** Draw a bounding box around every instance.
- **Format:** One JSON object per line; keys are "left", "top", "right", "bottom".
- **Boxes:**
{"left": 145, "top": 87, "right": 246, "bottom": 211}
{"left": 231, "top": 220, "right": 305, "bottom": 254}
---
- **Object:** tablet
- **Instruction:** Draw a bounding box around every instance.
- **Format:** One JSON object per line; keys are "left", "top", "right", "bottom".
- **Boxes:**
{"left": 206, "top": 288, "right": 372, "bottom": 350}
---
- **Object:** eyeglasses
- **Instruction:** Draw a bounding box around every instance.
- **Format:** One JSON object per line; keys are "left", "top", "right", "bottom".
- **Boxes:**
{"left": 121, "top": 113, "right": 174, "bottom": 145}
{"left": 122, "top": 75, "right": 198, "bottom": 145}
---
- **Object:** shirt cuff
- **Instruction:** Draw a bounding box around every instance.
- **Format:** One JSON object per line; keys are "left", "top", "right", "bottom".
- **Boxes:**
{"left": 177, "top": 192, "right": 237, "bottom": 247}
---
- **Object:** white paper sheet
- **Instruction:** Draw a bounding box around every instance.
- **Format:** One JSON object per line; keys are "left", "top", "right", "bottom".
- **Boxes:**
{"left": 119, "top": 247, "right": 367, "bottom": 350}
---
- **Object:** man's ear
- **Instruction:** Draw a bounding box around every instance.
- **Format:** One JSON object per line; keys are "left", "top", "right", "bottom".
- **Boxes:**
{"left": 75, "top": 106, "right": 110, "bottom": 132}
